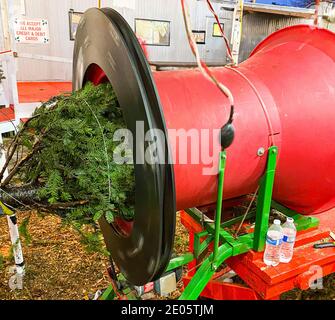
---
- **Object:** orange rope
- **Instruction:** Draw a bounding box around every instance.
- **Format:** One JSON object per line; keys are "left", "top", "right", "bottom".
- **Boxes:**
{"left": 205, "top": 0, "right": 234, "bottom": 62}
{"left": 181, "top": 0, "right": 234, "bottom": 107}
{"left": 0, "top": 50, "right": 11, "bottom": 55}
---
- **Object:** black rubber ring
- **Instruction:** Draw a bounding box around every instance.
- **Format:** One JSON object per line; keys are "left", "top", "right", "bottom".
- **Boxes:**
{"left": 73, "top": 7, "right": 175, "bottom": 285}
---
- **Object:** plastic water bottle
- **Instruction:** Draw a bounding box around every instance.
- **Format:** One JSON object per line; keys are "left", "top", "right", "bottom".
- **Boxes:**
{"left": 280, "top": 217, "right": 296, "bottom": 263}
{"left": 263, "top": 219, "right": 283, "bottom": 266}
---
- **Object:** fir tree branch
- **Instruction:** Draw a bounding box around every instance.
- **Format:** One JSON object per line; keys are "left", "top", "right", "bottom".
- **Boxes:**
{"left": 0, "top": 115, "right": 41, "bottom": 182}
{"left": 34, "top": 200, "right": 89, "bottom": 210}
{"left": 1, "top": 138, "right": 43, "bottom": 187}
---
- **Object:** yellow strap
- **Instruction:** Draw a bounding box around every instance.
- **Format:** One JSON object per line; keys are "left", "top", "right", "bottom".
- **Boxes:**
{"left": 0, "top": 201, "right": 14, "bottom": 216}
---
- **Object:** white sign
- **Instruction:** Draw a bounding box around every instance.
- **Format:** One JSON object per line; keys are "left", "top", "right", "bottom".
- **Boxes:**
{"left": 14, "top": 18, "right": 50, "bottom": 44}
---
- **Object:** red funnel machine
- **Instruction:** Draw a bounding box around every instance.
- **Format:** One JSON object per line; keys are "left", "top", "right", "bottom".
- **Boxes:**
{"left": 73, "top": 8, "right": 335, "bottom": 285}
{"left": 155, "top": 25, "right": 335, "bottom": 215}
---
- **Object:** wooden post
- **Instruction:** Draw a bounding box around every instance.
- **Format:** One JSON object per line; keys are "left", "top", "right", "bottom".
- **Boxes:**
{"left": 0, "top": 0, "right": 19, "bottom": 109}
{"left": 231, "top": 0, "right": 244, "bottom": 65}
{"left": 0, "top": 0, "right": 11, "bottom": 50}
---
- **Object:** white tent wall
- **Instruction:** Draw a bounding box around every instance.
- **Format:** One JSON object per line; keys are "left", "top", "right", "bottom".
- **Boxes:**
{"left": 0, "top": 0, "right": 9, "bottom": 106}
{"left": 112, "top": 0, "right": 234, "bottom": 64}
{"left": 13, "top": 0, "right": 233, "bottom": 82}
{"left": 0, "top": 0, "right": 19, "bottom": 108}
{"left": 15, "top": 0, "right": 98, "bottom": 82}
{"left": 9, "top": 1, "right": 333, "bottom": 82}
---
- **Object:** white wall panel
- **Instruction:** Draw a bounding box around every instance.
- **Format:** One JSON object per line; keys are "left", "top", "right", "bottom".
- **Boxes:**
{"left": 15, "top": 0, "right": 99, "bottom": 81}
{"left": 12, "top": 0, "right": 234, "bottom": 81}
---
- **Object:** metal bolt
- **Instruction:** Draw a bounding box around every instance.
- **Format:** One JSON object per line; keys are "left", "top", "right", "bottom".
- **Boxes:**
{"left": 257, "top": 147, "right": 265, "bottom": 157}
{"left": 212, "top": 263, "right": 218, "bottom": 271}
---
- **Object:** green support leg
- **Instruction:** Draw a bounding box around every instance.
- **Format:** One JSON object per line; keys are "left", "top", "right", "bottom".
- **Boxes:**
{"left": 179, "top": 151, "right": 232, "bottom": 300}
{"left": 166, "top": 253, "right": 194, "bottom": 272}
{"left": 100, "top": 285, "right": 116, "bottom": 300}
{"left": 212, "top": 151, "right": 227, "bottom": 269}
{"left": 253, "top": 146, "right": 278, "bottom": 252}
{"left": 179, "top": 243, "right": 233, "bottom": 300}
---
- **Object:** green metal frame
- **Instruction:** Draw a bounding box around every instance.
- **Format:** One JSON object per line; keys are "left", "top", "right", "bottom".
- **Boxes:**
{"left": 253, "top": 146, "right": 278, "bottom": 251}
{"left": 178, "top": 146, "right": 319, "bottom": 300}
{"left": 102, "top": 146, "right": 319, "bottom": 300}
{"left": 166, "top": 253, "right": 194, "bottom": 272}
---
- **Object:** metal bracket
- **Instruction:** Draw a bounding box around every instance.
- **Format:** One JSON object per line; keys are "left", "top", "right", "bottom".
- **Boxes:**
{"left": 212, "top": 151, "right": 227, "bottom": 269}
{"left": 253, "top": 146, "right": 278, "bottom": 251}
{"left": 194, "top": 231, "right": 213, "bottom": 259}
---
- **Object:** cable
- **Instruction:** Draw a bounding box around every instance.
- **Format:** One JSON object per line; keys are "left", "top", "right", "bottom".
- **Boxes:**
{"left": 181, "top": 0, "right": 235, "bottom": 108}
{"left": 234, "top": 186, "right": 259, "bottom": 238}
{"left": 205, "top": 0, "right": 234, "bottom": 63}
{"left": 0, "top": 50, "right": 12, "bottom": 55}
{"left": 107, "top": 259, "right": 127, "bottom": 300}
{"left": 225, "top": 66, "right": 275, "bottom": 146}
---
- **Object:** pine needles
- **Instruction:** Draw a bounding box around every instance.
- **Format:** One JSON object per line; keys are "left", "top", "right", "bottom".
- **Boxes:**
{"left": 0, "top": 82, "right": 135, "bottom": 251}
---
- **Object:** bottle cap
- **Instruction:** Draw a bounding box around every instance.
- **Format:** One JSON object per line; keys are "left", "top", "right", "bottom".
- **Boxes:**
{"left": 273, "top": 219, "right": 281, "bottom": 225}
{"left": 286, "top": 217, "right": 294, "bottom": 223}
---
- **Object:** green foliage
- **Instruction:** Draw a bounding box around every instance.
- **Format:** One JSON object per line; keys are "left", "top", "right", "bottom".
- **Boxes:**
{"left": 9, "top": 82, "right": 135, "bottom": 233}
{"left": 18, "top": 216, "right": 32, "bottom": 245}
{"left": 75, "top": 226, "right": 109, "bottom": 256}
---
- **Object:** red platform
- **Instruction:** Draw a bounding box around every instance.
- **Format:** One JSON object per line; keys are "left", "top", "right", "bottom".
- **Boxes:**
{"left": 17, "top": 82, "right": 72, "bottom": 103}
{"left": 0, "top": 82, "right": 72, "bottom": 124}
{"left": 0, "top": 105, "right": 15, "bottom": 123}
{"left": 181, "top": 209, "right": 335, "bottom": 300}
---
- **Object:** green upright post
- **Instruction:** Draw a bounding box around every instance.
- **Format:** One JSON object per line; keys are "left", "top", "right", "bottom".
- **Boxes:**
{"left": 253, "top": 146, "right": 278, "bottom": 252}
{"left": 212, "top": 151, "right": 227, "bottom": 269}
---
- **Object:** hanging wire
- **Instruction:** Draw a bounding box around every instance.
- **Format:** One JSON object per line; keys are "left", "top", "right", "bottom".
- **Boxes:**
{"left": 225, "top": 66, "right": 275, "bottom": 146}
{"left": 181, "top": 0, "right": 234, "bottom": 107}
{"left": 234, "top": 186, "right": 259, "bottom": 238}
{"left": 205, "top": 0, "right": 234, "bottom": 63}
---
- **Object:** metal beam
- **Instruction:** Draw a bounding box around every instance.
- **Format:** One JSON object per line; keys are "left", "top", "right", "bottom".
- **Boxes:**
{"left": 243, "top": 3, "right": 315, "bottom": 19}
